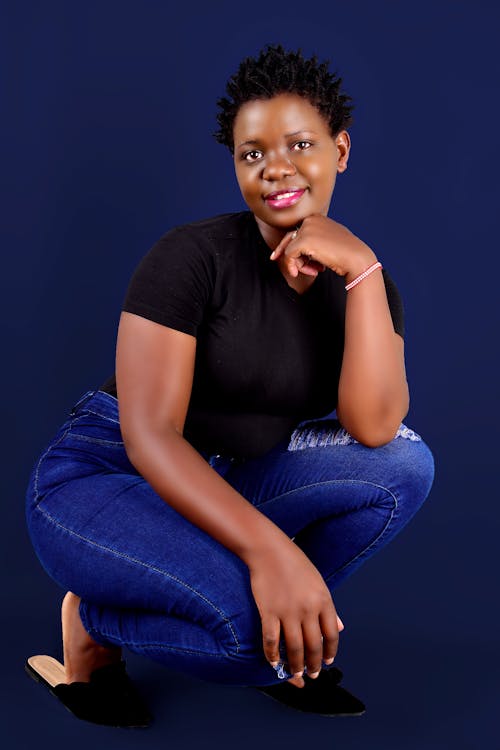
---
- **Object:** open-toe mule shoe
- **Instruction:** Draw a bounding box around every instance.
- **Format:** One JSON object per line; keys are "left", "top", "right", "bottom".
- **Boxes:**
{"left": 25, "top": 655, "right": 152, "bottom": 727}
{"left": 254, "top": 665, "right": 366, "bottom": 717}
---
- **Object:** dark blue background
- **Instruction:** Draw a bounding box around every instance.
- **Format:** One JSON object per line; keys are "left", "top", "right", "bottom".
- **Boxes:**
{"left": 3, "top": 1, "right": 498, "bottom": 747}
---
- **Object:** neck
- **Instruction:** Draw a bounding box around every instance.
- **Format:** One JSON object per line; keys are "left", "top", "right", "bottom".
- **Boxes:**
{"left": 253, "top": 216, "right": 295, "bottom": 251}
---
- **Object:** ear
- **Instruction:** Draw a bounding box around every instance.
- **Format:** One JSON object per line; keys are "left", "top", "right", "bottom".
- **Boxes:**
{"left": 335, "top": 131, "right": 351, "bottom": 173}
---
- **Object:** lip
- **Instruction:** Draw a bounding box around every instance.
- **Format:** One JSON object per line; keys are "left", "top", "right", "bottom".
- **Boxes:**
{"left": 264, "top": 188, "right": 306, "bottom": 209}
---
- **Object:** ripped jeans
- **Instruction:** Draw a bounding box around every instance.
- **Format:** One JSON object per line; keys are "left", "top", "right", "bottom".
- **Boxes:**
{"left": 25, "top": 390, "right": 434, "bottom": 687}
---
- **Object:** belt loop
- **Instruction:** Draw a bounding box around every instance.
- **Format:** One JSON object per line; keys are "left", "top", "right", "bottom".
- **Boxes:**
{"left": 69, "top": 389, "right": 98, "bottom": 416}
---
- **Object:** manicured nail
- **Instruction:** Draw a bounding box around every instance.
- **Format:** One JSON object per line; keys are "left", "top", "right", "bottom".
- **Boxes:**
{"left": 270, "top": 251, "right": 276, "bottom": 260}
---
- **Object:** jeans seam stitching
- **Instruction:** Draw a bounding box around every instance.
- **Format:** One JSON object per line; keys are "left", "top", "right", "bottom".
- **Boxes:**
{"left": 67, "top": 432, "right": 124, "bottom": 447}
{"left": 83, "top": 630, "right": 229, "bottom": 657}
{"left": 34, "top": 504, "right": 241, "bottom": 653}
{"left": 131, "top": 645, "right": 228, "bottom": 657}
{"left": 33, "top": 426, "right": 73, "bottom": 505}
{"left": 72, "top": 408, "right": 120, "bottom": 425}
{"left": 257, "top": 478, "right": 398, "bottom": 507}
{"left": 68, "top": 414, "right": 124, "bottom": 444}
{"left": 255, "top": 479, "right": 399, "bottom": 583}
{"left": 323, "top": 489, "right": 398, "bottom": 581}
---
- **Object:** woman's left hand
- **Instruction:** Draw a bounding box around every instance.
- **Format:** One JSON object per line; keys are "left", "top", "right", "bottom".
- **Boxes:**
{"left": 270, "top": 214, "right": 377, "bottom": 283}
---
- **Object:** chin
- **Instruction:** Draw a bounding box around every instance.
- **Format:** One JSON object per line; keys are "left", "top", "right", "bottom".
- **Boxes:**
{"left": 264, "top": 209, "right": 307, "bottom": 228}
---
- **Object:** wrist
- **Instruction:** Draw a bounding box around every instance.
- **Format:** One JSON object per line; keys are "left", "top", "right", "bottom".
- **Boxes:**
{"left": 344, "top": 248, "right": 379, "bottom": 285}
{"left": 243, "top": 532, "right": 299, "bottom": 571}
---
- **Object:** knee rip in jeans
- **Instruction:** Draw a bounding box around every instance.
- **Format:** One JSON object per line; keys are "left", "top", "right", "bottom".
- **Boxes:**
{"left": 287, "top": 421, "right": 422, "bottom": 451}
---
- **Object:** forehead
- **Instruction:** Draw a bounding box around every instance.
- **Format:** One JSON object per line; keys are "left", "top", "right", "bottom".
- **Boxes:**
{"left": 233, "top": 93, "right": 330, "bottom": 141}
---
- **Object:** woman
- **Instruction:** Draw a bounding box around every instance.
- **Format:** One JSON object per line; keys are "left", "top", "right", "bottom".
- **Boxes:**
{"left": 25, "top": 44, "right": 435, "bottom": 726}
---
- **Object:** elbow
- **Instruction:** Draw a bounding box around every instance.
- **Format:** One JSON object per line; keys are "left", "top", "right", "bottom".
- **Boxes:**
{"left": 337, "top": 406, "right": 409, "bottom": 448}
{"left": 355, "top": 428, "right": 399, "bottom": 448}
{"left": 361, "top": 409, "right": 409, "bottom": 448}
{"left": 337, "top": 387, "right": 409, "bottom": 448}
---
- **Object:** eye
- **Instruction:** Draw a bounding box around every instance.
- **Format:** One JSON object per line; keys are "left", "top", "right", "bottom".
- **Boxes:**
{"left": 292, "top": 140, "right": 313, "bottom": 151}
{"left": 242, "top": 149, "right": 263, "bottom": 162}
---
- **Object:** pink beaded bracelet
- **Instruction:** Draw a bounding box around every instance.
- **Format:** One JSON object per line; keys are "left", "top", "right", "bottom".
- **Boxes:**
{"left": 345, "top": 261, "right": 382, "bottom": 291}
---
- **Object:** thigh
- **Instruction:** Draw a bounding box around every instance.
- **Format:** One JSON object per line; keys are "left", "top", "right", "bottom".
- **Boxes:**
{"left": 26, "top": 428, "right": 258, "bottom": 650}
{"left": 224, "top": 420, "right": 435, "bottom": 535}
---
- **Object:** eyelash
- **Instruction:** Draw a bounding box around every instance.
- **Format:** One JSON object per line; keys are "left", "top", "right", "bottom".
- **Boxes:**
{"left": 242, "top": 140, "right": 313, "bottom": 162}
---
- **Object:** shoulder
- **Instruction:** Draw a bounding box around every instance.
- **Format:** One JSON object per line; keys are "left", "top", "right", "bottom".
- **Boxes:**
{"left": 130, "top": 211, "right": 254, "bottom": 291}
{"left": 159, "top": 210, "right": 252, "bottom": 246}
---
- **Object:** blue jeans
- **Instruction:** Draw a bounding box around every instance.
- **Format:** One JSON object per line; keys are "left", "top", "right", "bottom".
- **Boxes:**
{"left": 25, "top": 390, "right": 434, "bottom": 687}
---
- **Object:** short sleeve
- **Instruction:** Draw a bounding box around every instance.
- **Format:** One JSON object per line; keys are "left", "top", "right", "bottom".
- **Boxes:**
{"left": 122, "top": 227, "right": 216, "bottom": 337}
{"left": 382, "top": 268, "right": 405, "bottom": 338}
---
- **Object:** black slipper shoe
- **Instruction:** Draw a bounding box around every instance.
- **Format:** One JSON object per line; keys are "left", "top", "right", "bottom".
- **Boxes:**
{"left": 25, "top": 655, "right": 152, "bottom": 727}
{"left": 254, "top": 665, "right": 366, "bottom": 717}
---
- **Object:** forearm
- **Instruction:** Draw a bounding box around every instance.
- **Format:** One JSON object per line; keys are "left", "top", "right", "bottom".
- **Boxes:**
{"left": 337, "top": 259, "right": 409, "bottom": 446}
{"left": 125, "top": 429, "right": 292, "bottom": 568}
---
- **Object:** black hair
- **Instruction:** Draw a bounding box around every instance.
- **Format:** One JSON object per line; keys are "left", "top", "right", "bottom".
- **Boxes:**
{"left": 214, "top": 44, "right": 355, "bottom": 153}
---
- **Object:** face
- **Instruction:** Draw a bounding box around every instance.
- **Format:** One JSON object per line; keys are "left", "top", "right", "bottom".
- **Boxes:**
{"left": 233, "top": 93, "right": 350, "bottom": 248}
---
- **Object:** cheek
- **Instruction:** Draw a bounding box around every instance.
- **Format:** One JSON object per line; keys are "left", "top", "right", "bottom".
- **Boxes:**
{"left": 308, "top": 163, "right": 336, "bottom": 192}
{"left": 234, "top": 170, "right": 248, "bottom": 196}
{"left": 236, "top": 174, "right": 259, "bottom": 200}
{"left": 308, "top": 159, "right": 331, "bottom": 177}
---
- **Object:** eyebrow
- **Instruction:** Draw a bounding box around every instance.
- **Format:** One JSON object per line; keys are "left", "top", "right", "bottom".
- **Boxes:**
{"left": 236, "top": 130, "right": 318, "bottom": 150}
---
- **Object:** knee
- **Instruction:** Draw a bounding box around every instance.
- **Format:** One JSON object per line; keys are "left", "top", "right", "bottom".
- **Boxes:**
{"left": 387, "top": 434, "right": 435, "bottom": 508}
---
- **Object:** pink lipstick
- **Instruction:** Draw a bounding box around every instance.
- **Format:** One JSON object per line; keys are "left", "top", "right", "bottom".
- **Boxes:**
{"left": 264, "top": 188, "right": 306, "bottom": 209}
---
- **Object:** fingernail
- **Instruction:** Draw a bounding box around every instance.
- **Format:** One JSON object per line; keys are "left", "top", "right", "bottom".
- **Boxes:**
{"left": 309, "top": 671, "right": 320, "bottom": 679}
{"left": 324, "top": 657, "right": 335, "bottom": 665}
{"left": 270, "top": 661, "right": 279, "bottom": 667}
{"left": 294, "top": 670, "right": 304, "bottom": 678}
{"left": 270, "top": 251, "right": 276, "bottom": 260}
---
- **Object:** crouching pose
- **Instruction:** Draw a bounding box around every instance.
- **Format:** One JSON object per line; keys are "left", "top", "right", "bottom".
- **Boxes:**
{"left": 25, "top": 44, "right": 434, "bottom": 726}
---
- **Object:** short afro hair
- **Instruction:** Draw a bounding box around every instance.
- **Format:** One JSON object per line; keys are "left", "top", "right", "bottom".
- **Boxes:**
{"left": 214, "top": 44, "right": 355, "bottom": 153}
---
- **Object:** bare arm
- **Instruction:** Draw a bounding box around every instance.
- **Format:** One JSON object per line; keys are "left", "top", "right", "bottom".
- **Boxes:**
{"left": 272, "top": 215, "right": 409, "bottom": 446}
{"left": 115, "top": 311, "right": 292, "bottom": 565}
{"left": 115, "top": 311, "right": 343, "bottom": 675}
{"left": 336, "top": 263, "right": 409, "bottom": 446}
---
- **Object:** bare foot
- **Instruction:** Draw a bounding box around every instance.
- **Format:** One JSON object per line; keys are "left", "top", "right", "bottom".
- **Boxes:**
{"left": 61, "top": 591, "right": 122, "bottom": 683}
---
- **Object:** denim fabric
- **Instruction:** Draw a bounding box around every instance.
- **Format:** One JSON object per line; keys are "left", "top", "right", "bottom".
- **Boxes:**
{"left": 25, "top": 390, "right": 434, "bottom": 687}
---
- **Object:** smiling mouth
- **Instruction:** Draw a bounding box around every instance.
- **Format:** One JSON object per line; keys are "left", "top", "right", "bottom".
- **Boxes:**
{"left": 264, "top": 188, "right": 306, "bottom": 209}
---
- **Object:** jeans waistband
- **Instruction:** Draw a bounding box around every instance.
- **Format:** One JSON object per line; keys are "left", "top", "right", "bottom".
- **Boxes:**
{"left": 69, "top": 390, "right": 120, "bottom": 423}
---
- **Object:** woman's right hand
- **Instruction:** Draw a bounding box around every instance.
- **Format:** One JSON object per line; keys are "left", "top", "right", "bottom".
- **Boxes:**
{"left": 248, "top": 543, "right": 344, "bottom": 678}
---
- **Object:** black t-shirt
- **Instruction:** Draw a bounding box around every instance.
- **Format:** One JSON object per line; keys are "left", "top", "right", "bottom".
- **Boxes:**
{"left": 99, "top": 211, "right": 404, "bottom": 458}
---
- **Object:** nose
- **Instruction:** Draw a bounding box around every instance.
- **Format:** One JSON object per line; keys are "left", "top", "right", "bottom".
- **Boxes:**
{"left": 262, "top": 152, "right": 296, "bottom": 181}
